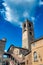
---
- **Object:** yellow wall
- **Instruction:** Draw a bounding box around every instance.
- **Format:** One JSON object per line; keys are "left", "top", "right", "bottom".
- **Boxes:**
{"left": 13, "top": 48, "right": 20, "bottom": 55}
{"left": 31, "top": 38, "right": 43, "bottom": 65}
{"left": 25, "top": 53, "right": 32, "bottom": 65}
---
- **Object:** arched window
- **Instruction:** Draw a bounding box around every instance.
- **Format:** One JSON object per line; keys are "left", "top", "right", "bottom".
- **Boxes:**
{"left": 23, "top": 23, "right": 26, "bottom": 32}
{"left": 29, "top": 23, "right": 31, "bottom": 27}
{"left": 2, "top": 61, "right": 6, "bottom": 65}
{"left": 33, "top": 51, "right": 38, "bottom": 62}
{"left": 6, "top": 61, "right": 9, "bottom": 65}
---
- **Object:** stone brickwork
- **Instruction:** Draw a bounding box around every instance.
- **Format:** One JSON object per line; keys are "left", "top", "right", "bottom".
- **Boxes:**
{"left": 31, "top": 38, "right": 43, "bottom": 65}
{"left": 22, "top": 19, "right": 34, "bottom": 51}
{"left": 0, "top": 38, "right": 6, "bottom": 65}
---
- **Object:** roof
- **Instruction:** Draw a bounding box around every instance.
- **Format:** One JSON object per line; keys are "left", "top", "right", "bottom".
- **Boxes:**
{"left": 7, "top": 44, "right": 29, "bottom": 56}
{"left": 31, "top": 37, "right": 43, "bottom": 44}
{"left": 23, "top": 19, "right": 33, "bottom": 24}
{"left": 4, "top": 52, "right": 11, "bottom": 56}
{"left": 7, "top": 44, "right": 29, "bottom": 52}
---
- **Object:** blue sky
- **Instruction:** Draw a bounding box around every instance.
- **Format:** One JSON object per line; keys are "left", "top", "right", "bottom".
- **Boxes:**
{"left": 0, "top": 0, "right": 43, "bottom": 51}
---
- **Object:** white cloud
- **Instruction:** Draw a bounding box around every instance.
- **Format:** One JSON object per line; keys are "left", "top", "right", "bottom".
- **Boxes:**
{"left": 23, "top": 11, "right": 29, "bottom": 18}
{"left": 18, "top": 22, "right": 22, "bottom": 28}
{"left": 2, "top": 2, "right": 7, "bottom": 7}
{"left": 31, "top": 16, "right": 35, "bottom": 24}
{"left": 39, "top": 0, "right": 43, "bottom": 5}
{"left": 11, "top": 0, "right": 22, "bottom": 3}
{"left": 24, "top": 0, "right": 34, "bottom": 2}
{"left": 12, "top": 15, "right": 19, "bottom": 22}
{"left": 11, "top": 17, "right": 22, "bottom": 28}
{"left": 5, "top": 11, "right": 12, "bottom": 21}
{"left": 9, "top": 0, "right": 34, "bottom": 4}
{"left": 31, "top": 17, "right": 35, "bottom": 21}
{"left": 5, "top": 5, "right": 22, "bottom": 28}
{"left": 4, "top": 0, "right": 38, "bottom": 28}
{"left": 11, "top": 16, "right": 22, "bottom": 28}
{"left": 6, "top": 6, "right": 10, "bottom": 11}
{"left": 5, "top": 6, "right": 12, "bottom": 21}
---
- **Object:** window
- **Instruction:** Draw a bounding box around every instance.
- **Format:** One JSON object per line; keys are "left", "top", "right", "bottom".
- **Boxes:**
{"left": 29, "top": 23, "right": 31, "bottom": 27}
{"left": 24, "top": 23, "right": 26, "bottom": 28}
{"left": 33, "top": 52, "right": 38, "bottom": 62}
{"left": 0, "top": 59, "right": 1, "bottom": 62}
{"left": 2, "top": 61, "right": 6, "bottom": 65}
{"left": 3, "top": 55, "right": 7, "bottom": 58}
{"left": 32, "top": 43, "right": 36, "bottom": 47}
{"left": 23, "top": 23, "right": 26, "bottom": 32}
{"left": 28, "top": 23, "right": 33, "bottom": 31}
{"left": 6, "top": 61, "right": 10, "bottom": 65}
{"left": 13, "top": 58, "right": 14, "bottom": 60}
{"left": 29, "top": 32, "right": 32, "bottom": 35}
{"left": 27, "top": 60, "right": 28, "bottom": 64}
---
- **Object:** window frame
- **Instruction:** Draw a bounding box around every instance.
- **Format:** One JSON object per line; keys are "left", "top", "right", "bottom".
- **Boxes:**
{"left": 33, "top": 51, "right": 38, "bottom": 62}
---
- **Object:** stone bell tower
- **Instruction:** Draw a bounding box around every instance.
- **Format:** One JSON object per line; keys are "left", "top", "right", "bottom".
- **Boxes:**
{"left": 0, "top": 38, "right": 6, "bottom": 65}
{"left": 22, "top": 19, "right": 34, "bottom": 51}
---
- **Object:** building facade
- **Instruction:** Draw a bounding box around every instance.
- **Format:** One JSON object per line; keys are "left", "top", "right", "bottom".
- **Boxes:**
{"left": 0, "top": 38, "right": 6, "bottom": 65}
{"left": 7, "top": 45, "right": 29, "bottom": 65}
{"left": 31, "top": 37, "right": 43, "bottom": 65}
{"left": 25, "top": 52, "right": 32, "bottom": 65}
